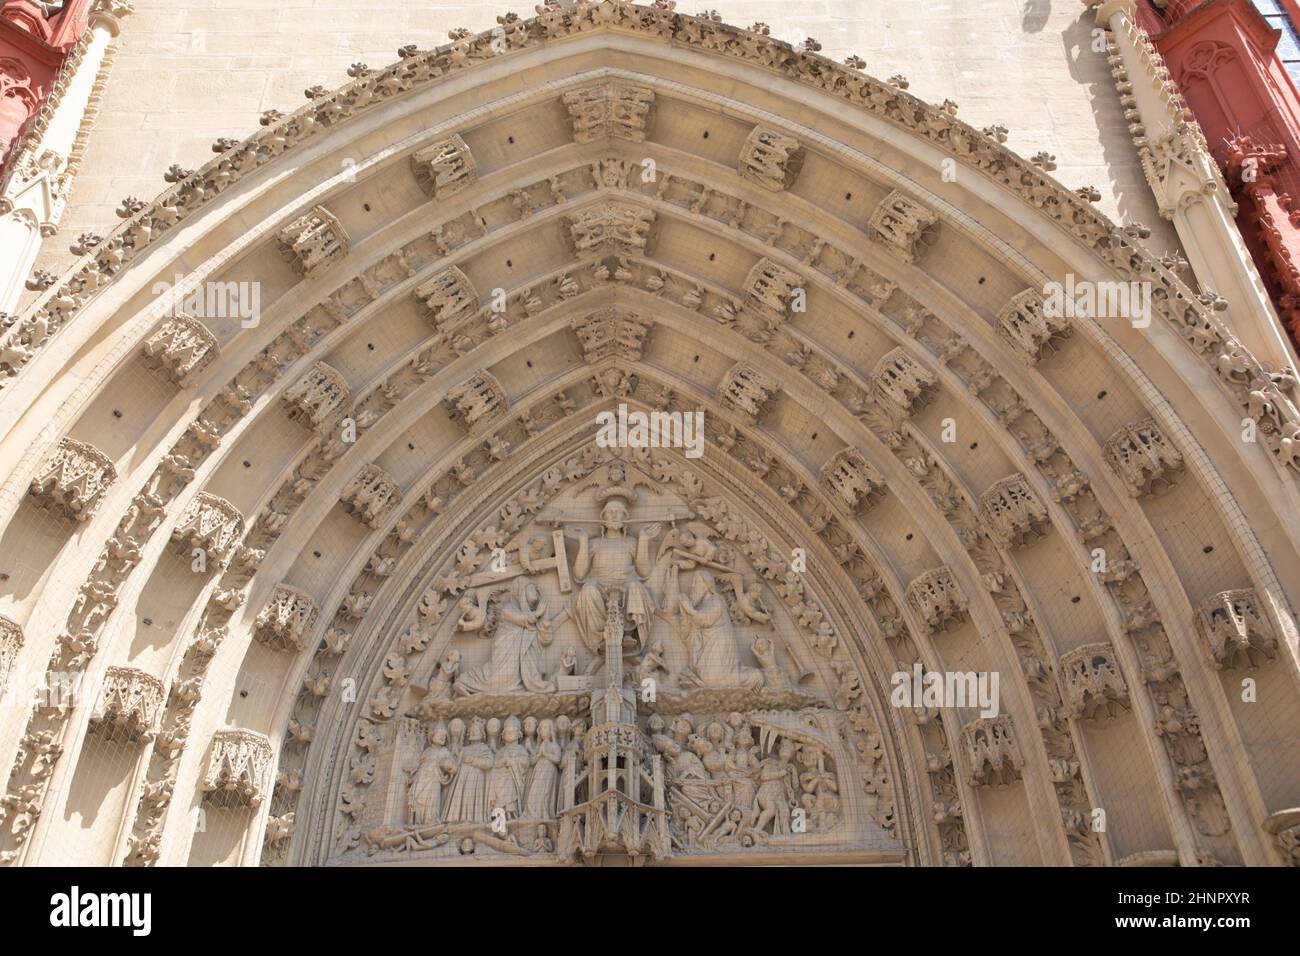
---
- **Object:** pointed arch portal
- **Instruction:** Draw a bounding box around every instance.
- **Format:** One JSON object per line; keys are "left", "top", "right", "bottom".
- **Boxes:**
{"left": 1, "top": 1, "right": 1298, "bottom": 868}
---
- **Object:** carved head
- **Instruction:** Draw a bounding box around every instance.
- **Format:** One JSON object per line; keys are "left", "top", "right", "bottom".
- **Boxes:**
{"left": 523, "top": 715, "right": 538, "bottom": 738}
{"left": 467, "top": 717, "right": 485, "bottom": 743}
{"left": 601, "top": 498, "right": 628, "bottom": 533}
{"left": 429, "top": 721, "right": 449, "bottom": 746}
{"left": 502, "top": 716, "right": 521, "bottom": 744}
{"left": 538, "top": 718, "right": 555, "bottom": 741}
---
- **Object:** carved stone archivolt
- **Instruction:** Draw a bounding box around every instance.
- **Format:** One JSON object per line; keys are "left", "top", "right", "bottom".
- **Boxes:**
{"left": 997, "top": 289, "right": 1071, "bottom": 364}
{"left": 961, "top": 716, "right": 1024, "bottom": 789}
{"left": 202, "top": 730, "right": 274, "bottom": 807}
{"left": 561, "top": 81, "right": 655, "bottom": 143}
{"left": 415, "top": 266, "right": 478, "bottom": 333}
{"left": 867, "top": 190, "right": 938, "bottom": 263}
{"left": 254, "top": 584, "right": 319, "bottom": 653}
{"left": 821, "top": 447, "right": 886, "bottom": 514}
{"left": 1060, "top": 643, "right": 1130, "bottom": 721}
{"left": 979, "top": 474, "right": 1050, "bottom": 550}
{"left": 170, "top": 492, "right": 244, "bottom": 567}
{"left": 743, "top": 258, "right": 804, "bottom": 327}
{"left": 719, "top": 362, "right": 778, "bottom": 424}
{"left": 89, "top": 667, "right": 165, "bottom": 743}
{"left": 904, "top": 567, "right": 968, "bottom": 634}
{"left": 738, "top": 126, "right": 804, "bottom": 192}
{"left": 340, "top": 464, "right": 402, "bottom": 529}
{"left": 565, "top": 201, "right": 656, "bottom": 256}
{"left": 277, "top": 205, "right": 349, "bottom": 277}
{"left": 446, "top": 370, "right": 509, "bottom": 433}
{"left": 141, "top": 314, "right": 218, "bottom": 386}
{"left": 1195, "top": 589, "right": 1279, "bottom": 670}
{"left": 1104, "top": 418, "right": 1185, "bottom": 497}
{"left": 411, "top": 134, "right": 477, "bottom": 198}
{"left": 28, "top": 437, "right": 116, "bottom": 523}
{"left": 570, "top": 308, "right": 652, "bottom": 362}
{"left": 871, "top": 347, "right": 936, "bottom": 417}
{"left": 282, "top": 361, "right": 351, "bottom": 431}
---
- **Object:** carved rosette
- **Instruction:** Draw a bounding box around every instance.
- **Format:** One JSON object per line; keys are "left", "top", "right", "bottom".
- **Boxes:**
{"left": 141, "top": 314, "right": 219, "bottom": 386}
{"left": 28, "top": 437, "right": 116, "bottom": 522}
{"left": 1195, "top": 588, "right": 1278, "bottom": 670}
{"left": 997, "top": 289, "right": 1071, "bottom": 363}
{"left": 570, "top": 308, "right": 652, "bottom": 362}
{"left": 254, "top": 584, "right": 319, "bottom": 652}
{"left": 1103, "top": 418, "right": 1184, "bottom": 497}
{"left": 0, "top": 615, "right": 22, "bottom": 694}
{"left": 276, "top": 205, "right": 349, "bottom": 276}
{"left": 202, "top": 729, "right": 274, "bottom": 807}
{"left": 411, "top": 134, "right": 477, "bottom": 198}
{"left": 561, "top": 82, "right": 655, "bottom": 142}
{"left": 743, "top": 258, "right": 804, "bottom": 324}
{"left": 867, "top": 190, "right": 938, "bottom": 262}
{"left": 565, "top": 201, "right": 656, "bottom": 256}
{"left": 415, "top": 266, "right": 478, "bottom": 333}
{"left": 738, "top": 125, "right": 804, "bottom": 191}
{"left": 905, "top": 567, "right": 968, "bottom": 633}
{"left": 871, "top": 347, "right": 936, "bottom": 417}
{"left": 961, "top": 715, "right": 1024, "bottom": 789}
{"left": 446, "top": 370, "right": 509, "bottom": 433}
{"left": 171, "top": 492, "right": 244, "bottom": 567}
{"left": 340, "top": 464, "right": 402, "bottom": 528}
{"left": 979, "top": 474, "right": 1050, "bottom": 550}
{"left": 1264, "top": 808, "right": 1300, "bottom": 867}
{"left": 820, "top": 447, "right": 886, "bottom": 514}
{"left": 719, "top": 362, "right": 778, "bottom": 424}
{"left": 89, "top": 666, "right": 165, "bottom": 743}
{"left": 1059, "top": 642, "right": 1130, "bottom": 721}
{"left": 282, "top": 361, "right": 351, "bottom": 431}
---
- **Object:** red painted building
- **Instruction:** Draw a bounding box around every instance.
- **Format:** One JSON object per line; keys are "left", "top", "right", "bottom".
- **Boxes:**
{"left": 1137, "top": 0, "right": 1300, "bottom": 345}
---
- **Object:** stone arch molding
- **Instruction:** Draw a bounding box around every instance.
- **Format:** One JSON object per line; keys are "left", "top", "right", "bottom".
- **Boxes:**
{"left": 0, "top": 1, "right": 1296, "bottom": 867}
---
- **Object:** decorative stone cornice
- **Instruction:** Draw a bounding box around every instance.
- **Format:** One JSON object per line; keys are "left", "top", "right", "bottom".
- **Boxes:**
{"left": 202, "top": 729, "right": 274, "bottom": 807}
{"left": 820, "top": 446, "right": 886, "bottom": 514}
{"left": 1103, "top": 417, "right": 1184, "bottom": 497}
{"left": 961, "top": 715, "right": 1024, "bottom": 789}
{"left": 997, "top": 288, "right": 1071, "bottom": 364}
{"left": 170, "top": 492, "right": 244, "bottom": 567}
{"left": 867, "top": 190, "right": 938, "bottom": 262}
{"left": 28, "top": 437, "right": 115, "bottom": 522}
{"left": 340, "top": 464, "right": 402, "bottom": 528}
{"left": 565, "top": 200, "right": 656, "bottom": 255}
{"left": 253, "top": 584, "right": 319, "bottom": 653}
{"left": 276, "top": 205, "right": 349, "bottom": 277}
{"left": 1059, "top": 642, "right": 1130, "bottom": 721}
{"left": 446, "top": 370, "right": 509, "bottom": 433}
{"left": 905, "top": 567, "right": 967, "bottom": 634}
{"left": 570, "top": 308, "right": 652, "bottom": 362}
{"left": 89, "top": 666, "right": 164, "bottom": 743}
{"left": 410, "top": 134, "right": 477, "bottom": 198}
{"left": 561, "top": 81, "right": 655, "bottom": 143}
{"left": 281, "top": 361, "right": 351, "bottom": 431}
{"left": 738, "top": 125, "right": 804, "bottom": 192}
{"left": 140, "top": 314, "right": 219, "bottom": 386}
{"left": 415, "top": 265, "right": 478, "bottom": 334}
{"left": 871, "top": 346, "right": 936, "bottom": 417}
{"left": 718, "top": 361, "right": 777, "bottom": 424}
{"left": 979, "top": 473, "right": 1050, "bottom": 550}
{"left": 1195, "top": 588, "right": 1279, "bottom": 670}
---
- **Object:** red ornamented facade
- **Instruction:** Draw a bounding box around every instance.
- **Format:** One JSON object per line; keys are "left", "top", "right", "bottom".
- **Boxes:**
{"left": 0, "top": 0, "right": 92, "bottom": 172}
{"left": 1138, "top": 0, "right": 1300, "bottom": 345}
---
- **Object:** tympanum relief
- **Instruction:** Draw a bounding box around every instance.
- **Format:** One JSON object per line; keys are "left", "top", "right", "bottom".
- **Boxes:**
{"left": 342, "top": 457, "right": 891, "bottom": 864}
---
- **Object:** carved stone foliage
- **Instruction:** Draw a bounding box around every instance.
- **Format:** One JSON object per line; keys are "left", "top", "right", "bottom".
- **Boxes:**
{"left": 1059, "top": 642, "right": 1130, "bottom": 721}
{"left": 0, "top": 615, "right": 22, "bottom": 694}
{"left": 961, "top": 716, "right": 1024, "bottom": 789}
{"left": 820, "top": 447, "right": 886, "bottom": 514}
{"left": 561, "top": 82, "right": 654, "bottom": 143}
{"left": 276, "top": 205, "right": 349, "bottom": 277}
{"left": 340, "top": 464, "right": 402, "bottom": 528}
{"left": 997, "top": 289, "right": 1071, "bottom": 363}
{"left": 411, "top": 134, "right": 477, "bottom": 198}
{"left": 446, "top": 370, "right": 509, "bottom": 433}
{"left": 254, "top": 584, "right": 319, "bottom": 652}
{"left": 867, "top": 190, "right": 938, "bottom": 262}
{"left": 1264, "top": 808, "right": 1300, "bottom": 867}
{"left": 202, "top": 729, "right": 274, "bottom": 807}
{"left": 739, "top": 126, "right": 804, "bottom": 191}
{"left": 570, "top": 308, "right": 652, "bottom": 362}
{"left": 719, "top": 362, "right": 778, "bottom": 424}
{"left": 415, "top": 266, "right": 478, "bottom": 333}
{"left": 282, "top": 361, "right": 351, "bottom": 431}
{"left": 170, "top": 492, "right": 244, "bottom": 567}
{"left": 743, "top": 258, "right": 804, "bottom": 324}
{"left": 141, "top": 315, "right": 219, "bottom": 386}
{"left": 28, "top": 437, "right": 116, "bottom": 523}
{"left": 905, "top": 567, "right": 968, "bottom": 634}
{"left": 1104, "top": 418, "right": 1184, "bottom": 497}
{"left": 89, "top": 667, "right": 165, "bottom": 743}
{"left": 979, "top": 474, "right": 1050, "bottom": 550}
{"left": 565, "top": 201, "right": 656, "bottom": 256}
{"left": 1195, "top": 589, "right": 1279, "bottom": 670}
{"left": 871, "top": 347, "right": 936, "bottom": 417}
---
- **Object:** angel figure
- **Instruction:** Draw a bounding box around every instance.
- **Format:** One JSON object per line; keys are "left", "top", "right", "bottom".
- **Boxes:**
{"left": 454, "top": 578, "right": 567, "bottom": 696}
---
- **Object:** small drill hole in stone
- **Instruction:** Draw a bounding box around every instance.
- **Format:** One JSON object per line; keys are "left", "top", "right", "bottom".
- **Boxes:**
{"left": 1071, "top": 596, "right": 1081, "bottom": 604}
{"left": 506, "top": 259, "right": 513, "bottom": 268}
{"left": 810, "top": 433, "right": 818, "bottom": 440}
{"left": 905, "top": 533, "right": 914, "bottom": 541}
{"left": 143, "top": 618, "right": 153, "bottom": 626}
{"left": 702, "top": 130, "right": 710, "bottom": 139}
{"left": 847, "top": 330, "right": 855, "bottom": 339}
{"left": 526, "top": 360, "right": 533, "bottom": 368}
{"left": 845, "top": 192, "right": 853, "bottom": 201}
{"left": 313, "top": 550, "right": 322, "bottom": 558}
{"left": 242, "top": 460, "right": 251, "bottom": 468}
{"left": 708, "top": 252, "right": 716, "bottom": 262}
{"left": 113, "top": 409, "right": 122, "bottom": 418}
{"left": 969, "top": 441, "right": 978, "bottom": 450}
{"left": 407, "top": 443, "right": 415, "bottom": 450}
{"left": 1203, "top": 545, "right": 1214, "bottom": 554}
{"left": 367, "top": 342, "right": 374, "bottom": 350}
{"left": 977, "top": 276, "right": 986, "bottom": 285}
{"left": 693, "top": 355, "right": 700, "bottom": 363}
{"left": 363, "top": 203, "right": 371, "bottom": 212}
{"left": 240, "top": 690, "right": 248, "bottom": 699}
{"left": 1097, "top": 390, "right": 1108, "bottom": 400}
{"left": 508, "top": 135, "right": 515, "bottom": 144}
